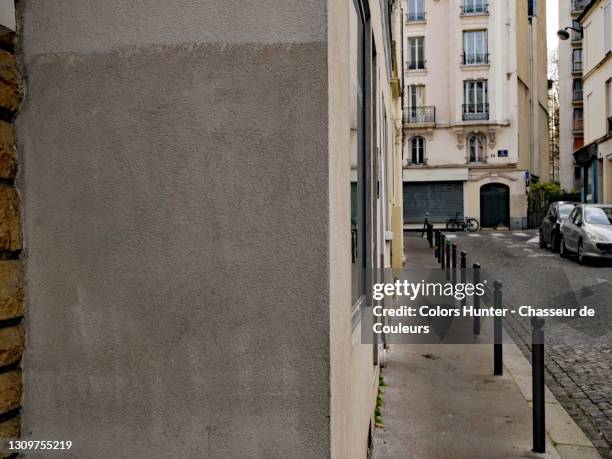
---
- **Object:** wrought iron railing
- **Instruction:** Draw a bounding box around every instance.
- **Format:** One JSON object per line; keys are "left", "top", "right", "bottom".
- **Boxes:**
{"left": 460, "top": 3, "right": 489, "bottom": 15}
{"left": 406, "top": 12, "right": 426, "bottom": 21}
{"left": 573, "top": 89, "right": 583, "bottom": 101}
{"left": 463, "top": 103, "right": 489, "bottom": 121}
{"left": 572, "top": 61, "right": 582, "bottom": 72}
{"left": 403, "top": 106, "right": 436, "bottom": 124}
{"left": 462, "top": 53, "right": 489, "bottom": 65}
{"left": 406, "top": 60, "right": 426, "bottom": 70}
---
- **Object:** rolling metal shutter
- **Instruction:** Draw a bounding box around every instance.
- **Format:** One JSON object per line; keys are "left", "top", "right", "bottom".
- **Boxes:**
{"left": 403, "top": 181, "right": 464, "bottom": 224}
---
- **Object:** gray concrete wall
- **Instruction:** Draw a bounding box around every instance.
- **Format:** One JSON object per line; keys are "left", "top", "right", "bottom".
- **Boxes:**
{"left": 16, "top": 1, "right": 330, "bottom": 456}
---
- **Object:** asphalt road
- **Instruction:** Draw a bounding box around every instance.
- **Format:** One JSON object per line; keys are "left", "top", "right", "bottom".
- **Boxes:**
{"left": 444, "top": 230, "right": 612, "bottom": 457}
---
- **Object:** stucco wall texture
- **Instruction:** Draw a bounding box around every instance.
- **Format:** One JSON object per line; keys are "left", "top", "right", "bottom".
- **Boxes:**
{"left": 16, "top": 1, "right": 330, "bottom": 456}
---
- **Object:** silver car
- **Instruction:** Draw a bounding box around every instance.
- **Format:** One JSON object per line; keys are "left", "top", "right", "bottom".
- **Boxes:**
{"left": 559, "top": 204, "right": 612, "bottom": 263}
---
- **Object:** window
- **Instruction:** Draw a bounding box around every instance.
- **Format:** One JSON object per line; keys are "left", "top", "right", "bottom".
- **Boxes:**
{"left": 467, "top": 134, "right": 486, "bottom": 162}
{"left": 571, "top": 20, "right": 582, "bottom": 41}
{"left": 528, "top": 0, "right": 537, "bottom": 17}
{"left": 407, "top": 84, "right": 425, "bottom": 112}
{"left": 572, "top": 49, "right": 582, "bottom": 72}
{"left": 573, "top": 79, "right": 583, "bottom": 101}
{"left": 463, "top": 80, "right": 489, "bottom": 120}
{"left": 572, "top": 208, "right": 583, "bottom": 225}
{"left": 407, "top": 37, "right": 425, "bottom": 70}
{"left": 568, "top": 208, "right": 578, "bottom": 224}
{"left": 574, "top": 137, "right": 584, "bottom": 149}
{"left": 585, "top": 207, "right": 612, "bottom": 225}
{"left": 559, "top": 204, "right": 575, "bottom": 219}
{"left": 350, "top": 0, "right": 366, "bottom": 306}
{"left": 607, "top": 79, "right": 612, "bottom": 132}
{"left": 573, "top": 108, "right": 583, "bottom": 131}
{"left": 462, "top": 0, "right": 487, "bottom": 14}
{"left": 463, "top": 30, "right": 488, "bottom": 64}
{"left": 407, "top": 0, "right": 425, "bottom": 21}
{"left": 409, "top": 136, "right": 425, "bottom": 165}
{"left": 405, "top": 85, "right": 435, "bottom": 123}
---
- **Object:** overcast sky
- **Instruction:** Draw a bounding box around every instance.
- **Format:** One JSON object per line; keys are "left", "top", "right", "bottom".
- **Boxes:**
{"left": 547, "top": 0, "right": 559, "bottom": 53}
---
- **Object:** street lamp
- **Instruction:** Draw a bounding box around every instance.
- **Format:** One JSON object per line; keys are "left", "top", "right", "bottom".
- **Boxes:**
{"left": 557, "top": 26, "right": 582, "bottom": 40}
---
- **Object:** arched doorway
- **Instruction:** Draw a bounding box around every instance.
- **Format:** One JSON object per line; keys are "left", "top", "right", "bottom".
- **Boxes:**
{"left": 480, "top": 183, "right": 510, "bottom": 228}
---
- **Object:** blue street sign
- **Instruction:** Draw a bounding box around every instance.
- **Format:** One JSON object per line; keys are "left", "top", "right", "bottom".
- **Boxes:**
{"left": 497, "top": 150, "right": 508, "bottom": 158}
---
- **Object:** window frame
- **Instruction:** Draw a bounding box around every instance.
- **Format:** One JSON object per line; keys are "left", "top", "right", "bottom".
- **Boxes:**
{"left": 409, "top": 136, "right": 425, "bottom": 165}
{"left": 463, "top": 30, "right": 488, "bottom": 64}
{"left": 464, "top": 80, "right": 488, "bottom": 108}
{"left": 572, "top": 48, "right": 582, "bottom": 72}
{"left": 350, "top": 0, "right": 367, "bottom": 309}
{"left": 407, "top": 0, "right": 425, "bottom": 21}
{"left": 463, "top": 0, "right": 487, "bottom": 14}
{"left": 407, "top": 36, "right": 425, "bottom": 70}
{"left": 467, "top": 134, "right": 486, "bottom": 163}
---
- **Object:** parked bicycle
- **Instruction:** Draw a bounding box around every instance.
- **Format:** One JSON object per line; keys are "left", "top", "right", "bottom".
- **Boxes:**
{"left": 445, "top": 213, "right": 480, "bottom": 232}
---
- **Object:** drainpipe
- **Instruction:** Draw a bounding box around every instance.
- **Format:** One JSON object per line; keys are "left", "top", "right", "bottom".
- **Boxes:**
{"left": 529, "top": 16, "right": 536, "bottom": 178}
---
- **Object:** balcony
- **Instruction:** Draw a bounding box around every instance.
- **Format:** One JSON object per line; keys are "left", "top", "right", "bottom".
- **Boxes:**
{"left": 572, "top": 89, "right": 583, "bottom": 102}
{"left": 406, "top": 12, "right": 426, "bottom": 22}
{"left": 460, "top": 3, "right": 489, "bottom": 15}
{"left": 403, "top": 106, "right": 436, "bottom": 124}
{"left": 462, "top": 53, "right": 489, "bottom": 65}
{"left": 572, "top": 61, "right": 582, "bottom": 73}
{"left": 463, "top": 103, "right": 489, "bottom": 121}
{"left": 406, "top": 60, "right": 426, "bottom": 71}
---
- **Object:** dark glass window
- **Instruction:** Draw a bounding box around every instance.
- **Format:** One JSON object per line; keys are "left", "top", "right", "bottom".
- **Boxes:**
{"left": 351, "top": 0, "right": 366, "bottom": 306}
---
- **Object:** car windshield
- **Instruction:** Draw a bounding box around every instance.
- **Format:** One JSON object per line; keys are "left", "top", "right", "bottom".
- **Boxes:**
{"left": 584, "top": 207, "right": 612, "bottom": 225}
{"left": 558, "top": 205, "right": 574, "bottom": 220}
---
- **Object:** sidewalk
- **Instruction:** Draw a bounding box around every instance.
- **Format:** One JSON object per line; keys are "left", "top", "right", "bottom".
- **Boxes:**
{"left": 372, "top": 235, "right": 600, "bottom": 459}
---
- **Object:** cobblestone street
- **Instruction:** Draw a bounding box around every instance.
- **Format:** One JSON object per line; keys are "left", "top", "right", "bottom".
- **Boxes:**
{"left": 439, "top": 230, "right": 612, "bottom": 458}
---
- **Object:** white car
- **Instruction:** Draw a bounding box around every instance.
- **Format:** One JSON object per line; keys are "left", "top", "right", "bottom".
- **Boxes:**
{"left": 559, "top": 204, "right": 612, "bottom": 264}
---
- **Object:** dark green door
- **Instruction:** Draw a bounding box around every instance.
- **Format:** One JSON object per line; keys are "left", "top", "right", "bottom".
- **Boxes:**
{"left": 480, "top": 184, "right": 509, "bottom": 228}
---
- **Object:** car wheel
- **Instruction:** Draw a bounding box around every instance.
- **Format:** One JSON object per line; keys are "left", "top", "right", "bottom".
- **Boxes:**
{"left": 539, "top": 231, "right": 547, "bottom": 249}
{"left": 560, "top": 236, "right": 569, "bottom": 259}
{"left": 551, "top": 232, "right": 560, "bottom": 253}
{"left": 577, "top": 240, "right": 587, "bottom": 264}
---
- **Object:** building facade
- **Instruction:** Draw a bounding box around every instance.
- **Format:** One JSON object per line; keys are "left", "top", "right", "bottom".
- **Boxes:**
{"left": 558, "top": 0, "right": 591, "bottom": 193}
{"left": 0, "top": 0, "right": 403, "bottom": 458}
{"left": 402, "top": 0, "right": 549, "bottom": 229}
{"left": 573, "top": 0, "right": 612, "bottom": 203}
{"left": 12, "top": 0, "right": 404, "bottom": 457}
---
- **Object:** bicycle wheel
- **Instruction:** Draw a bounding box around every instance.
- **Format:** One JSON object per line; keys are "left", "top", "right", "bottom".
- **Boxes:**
{"left": 466, "top": 218, "right": 480, "bottom": 232}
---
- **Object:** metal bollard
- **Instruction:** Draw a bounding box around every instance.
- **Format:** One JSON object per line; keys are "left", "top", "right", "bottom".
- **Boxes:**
{"left": 441, "top": 235, "right": 446, "bottom": 269}
{"left": 452, "top": 243, "right": 457, "bottom": 284}
{"left": 428, "top": 223, "right": 434, "bottom": 248}
{"left": 435, "top": 230, "right": 440, "bottom": 262}
{"left": 493, "top": 280, "right": 503, "bottom": 376}
{"left": 445, "top": 241, "right": 451, "bottom": 281}
{"left": 532, "top": 317, "right": 546, "bottom": 453}
{"left": 473, "top": 263, "right": 481, "bottom": 335}
{"left": 460, "top": 251, "right": 467, "bottom": 306}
